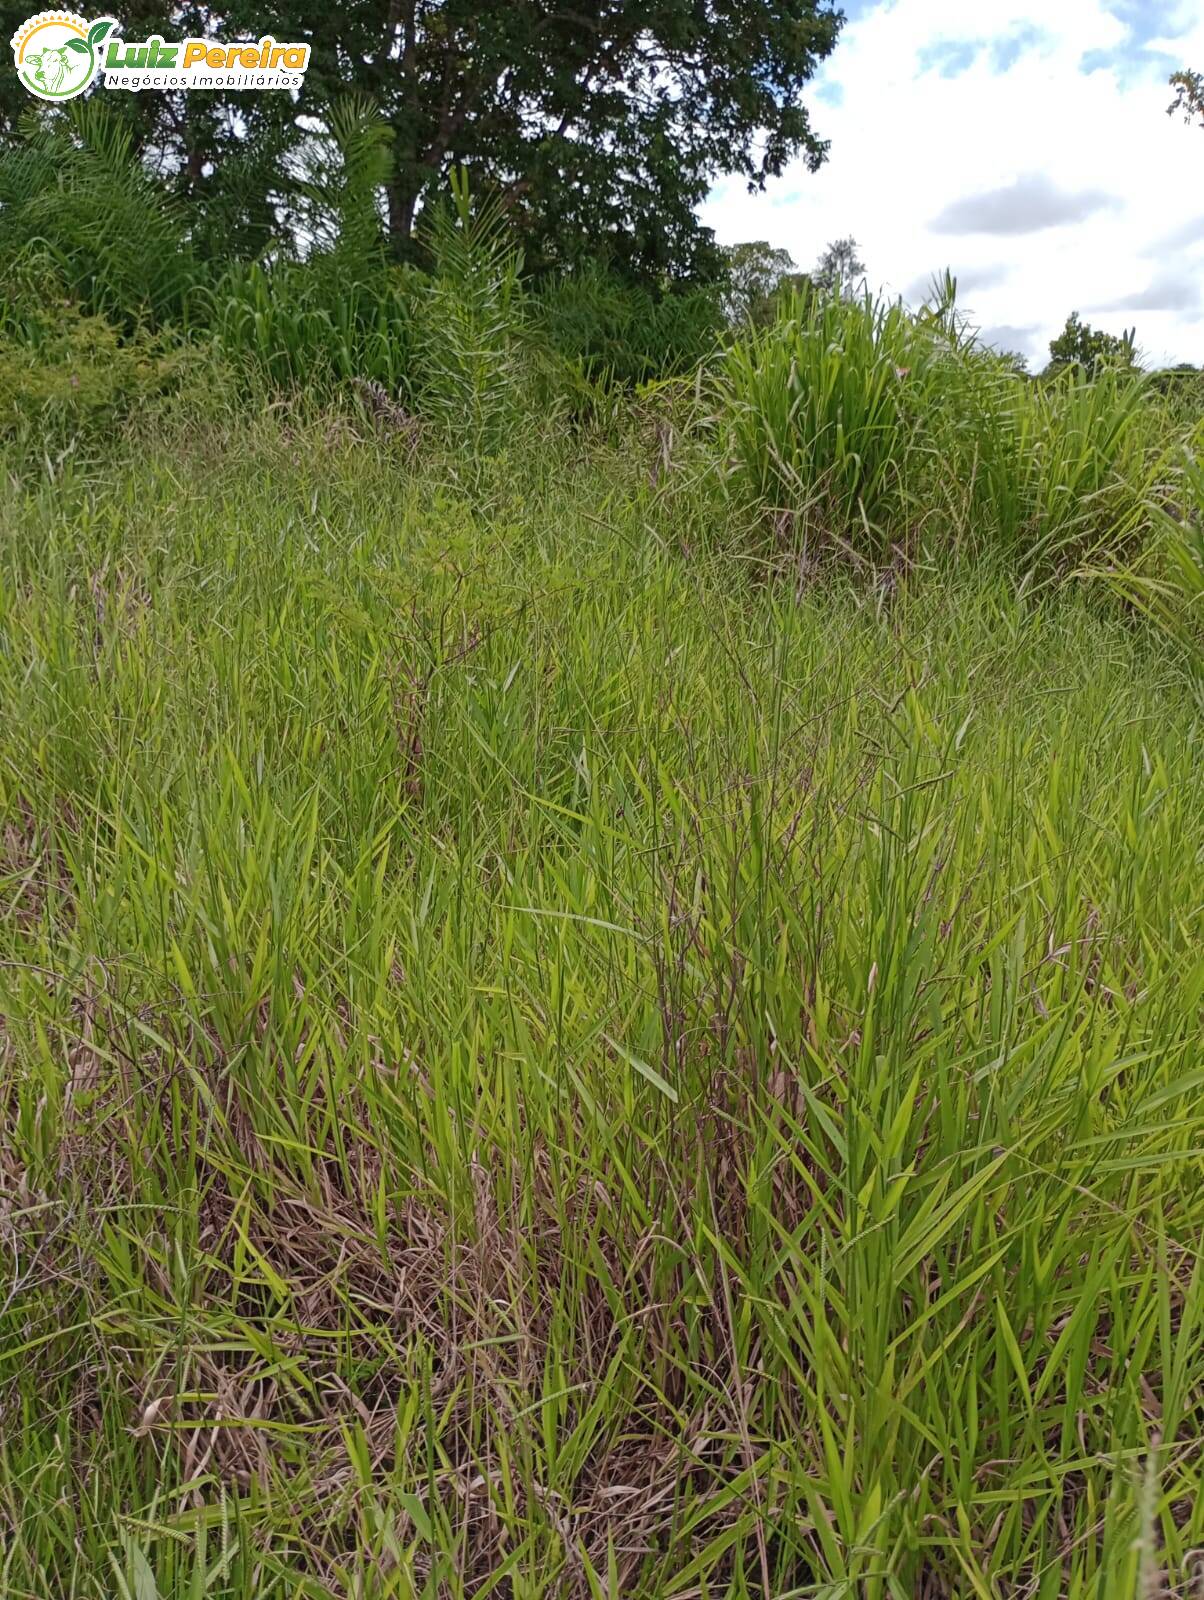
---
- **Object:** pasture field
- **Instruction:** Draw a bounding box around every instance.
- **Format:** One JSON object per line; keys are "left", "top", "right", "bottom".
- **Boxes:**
{"left": 2, "top": 402, "right": 1203, "bottom": 1598}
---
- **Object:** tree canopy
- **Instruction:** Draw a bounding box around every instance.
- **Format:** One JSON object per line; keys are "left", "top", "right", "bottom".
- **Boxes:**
{"left": 719, "top": 240, "right": 799, "bottom": 323}
{"left": 1, "top": 0, "right": 845, "bottom": 283}
{"left": 1046, "top": 312, "right": 1137, "bottom": 376}
{"left": 811, "top": 235, "right": 865, "bottom": 300}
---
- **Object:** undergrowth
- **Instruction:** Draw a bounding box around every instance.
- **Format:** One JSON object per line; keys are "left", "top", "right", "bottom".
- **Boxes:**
{"left": 1, "top": 410, "right": 1202, "bottom": 1598}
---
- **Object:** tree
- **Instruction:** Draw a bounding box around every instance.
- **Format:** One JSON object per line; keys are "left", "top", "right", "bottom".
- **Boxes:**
{"left": 1045, "top": 312, "right": 1137, "bottom": 377}
{"left": 1168, "top": 69, "right": 1204, "bottom": 129}
{"left": 299, "top": 0, "right": 845, "bottom": 281}
{"left": 812, "top": 235, "right": 865, "bottom": 300}
{"left": 994, "top": 348, "right": 1030, "bottom": 377}
{"left": 3, "top": 2, "right": 845, "bottom": 284}
{"left": 720, "top": 240, "right": 799, "bottom": 324}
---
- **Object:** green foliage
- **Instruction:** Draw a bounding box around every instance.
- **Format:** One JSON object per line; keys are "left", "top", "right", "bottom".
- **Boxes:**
{"left": 3, "top": 416, "right": 1204, "bottom": 1596}
{"left": 168, "top": 84, "right": 724, "bottom": 417}
{"left": 995, "top": 345, "right": 1031, "bottom": 375}
{"left": 196, "top": 157, "right": 718, "bottom": 415}
{"left": 410, "top": 169, "right": 533, "bottom": 455}
{"left": 0, "top": 102, "right": 197, "bottom": 327}
{"left": 534, "top": 264, "right": 724, "bottom": 386}
{"left": 199, "top": 97, "right": 418, "bottom": 392}
{"left": 933, "top": 354, "right": 1158, "bottom": 568}
{"left": 1046, "top": 310, "right": 1137, "bottom": 376}
{"left": 204, "top": 259, "right": 417, "bottom": 390}
{"left": 1168, "top": 67, "right": 1204, "bottom": 127}
{"left": 811, "top": 233, "right": 866, "bottom": 300}
{"left": 0, "top": 272, "right": 185, "bottom": 445}
{"left": 0, "top": 56, "right": 1200, "bottom": 1593}
{"left": 0, "top": 0, "right": 843, "bottom": 284}
{"left": 288, "top": 93, "right": 395, "bottom": 272}
{"left": 719, "top": 285, "right": 1170, "bottom": 572}
{"left": 718, "top": 288, "right": 945, "bottom": 553}
{"left": 1104, "top": 443, "right": 1204, "bottom": 677}
{"left": 719, "top": 240, "right": 800, "bottom": 325}
{"left": 1149, "top": 363, "right": 1204, "bottom": 426}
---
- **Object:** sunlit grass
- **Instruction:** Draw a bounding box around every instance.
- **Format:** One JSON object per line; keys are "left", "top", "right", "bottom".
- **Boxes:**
{"left": 718, "top": 290, "right": 1166, "bottom": 576}
{"left": 1, "top": 410, "right": 1202, "bottom": 1598}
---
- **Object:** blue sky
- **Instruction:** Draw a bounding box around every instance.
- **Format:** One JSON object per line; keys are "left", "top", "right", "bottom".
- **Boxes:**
{"left": 701, "top": 0, "right": 1204, "bottom": 367}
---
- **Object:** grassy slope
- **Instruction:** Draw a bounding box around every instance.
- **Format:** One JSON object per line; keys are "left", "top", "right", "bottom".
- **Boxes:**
{"left": 1, "top": 411, "right": 1203, "bottom": 1599}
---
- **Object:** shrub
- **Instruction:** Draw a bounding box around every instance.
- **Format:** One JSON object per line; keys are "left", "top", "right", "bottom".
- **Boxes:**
{"left": 533, "top": 264, "right": 724, "bottom": 388}
{"left": 0, "top": 103, "right": 197, "bottom": 328}
{"left": 0, "top": 276, "right": 184, "bottom": 445}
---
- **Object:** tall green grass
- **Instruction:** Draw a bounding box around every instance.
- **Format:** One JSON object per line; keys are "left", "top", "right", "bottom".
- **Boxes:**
{"left": 1, "top": 408, "right": 1203, "bottom": 1597}
{"left": 932, "top": 360, "right": 1157, "bottom": 570}
{"left": 719, "top": 289, "right": 933, "bottom": 553}
{"left": 533, "top": 263, "right": 724, "bottom": 388}
{"left": 718, "top": 290, "right": 1171, "bottom": 575}
{"left": 202, "top": 260, "right": 418, "bottom": 391}
{"left": 1102, "top": 439, "right": 1204, "bottom": 679}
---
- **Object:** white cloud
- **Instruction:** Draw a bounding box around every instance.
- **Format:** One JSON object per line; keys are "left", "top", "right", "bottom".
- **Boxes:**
{"left": 930, "top": 174, "right": 1117, "bottom": 235}
{"left": 701, "top": 0, "right": 1204, "bottom": 367}
{"left": 1147, "top": 213, "right": 1204, "bottom": 253}
{"left": 1094, "top": 271, "right": 1202, "bottom": 314}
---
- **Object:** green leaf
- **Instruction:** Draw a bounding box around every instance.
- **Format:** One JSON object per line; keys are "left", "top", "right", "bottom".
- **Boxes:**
{"left": 65, "top": 38, "right": 90, "bottom": 53}
{"left": 603, "top": 1034, "right": 678, "bottom": 1103}
{"left": 88, "top": 19, "right": 115, "bottom": 45}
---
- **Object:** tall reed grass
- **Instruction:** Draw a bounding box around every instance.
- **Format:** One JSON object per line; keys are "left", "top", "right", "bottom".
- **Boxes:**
{"left": 718, "top": 289, "right": 1170, "bottom": 575}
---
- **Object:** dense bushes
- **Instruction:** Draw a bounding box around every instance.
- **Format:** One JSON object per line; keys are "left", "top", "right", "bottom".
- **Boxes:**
{"left": 718, "top": 289, "right": 937, "bottom": 551}
{"left": 0, "top": 305, "right": 179, "bottom": 429}
{"left": 0, "top": 101, "right": 722, "bottom": 432}
{"left": 0, "top": 258, "right": 185, "bottom": 444}
{"left": 533, "top": 263, "right": 724, "bottom": 387}
{"left": 0, "top": 106, "right": 196, "bottom": 328}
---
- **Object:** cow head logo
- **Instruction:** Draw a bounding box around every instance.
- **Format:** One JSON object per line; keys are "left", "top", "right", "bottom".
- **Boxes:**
{"left": 11, "top": 12, "right": 116, "bottom": 101}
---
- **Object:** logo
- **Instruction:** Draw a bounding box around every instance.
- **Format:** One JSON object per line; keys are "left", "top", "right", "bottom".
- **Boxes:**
{"left": 11, "top": 12, "right": 115, "bottom": 101}
{"left": 10, "top": 13, "right": 310, "bottom": 96}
